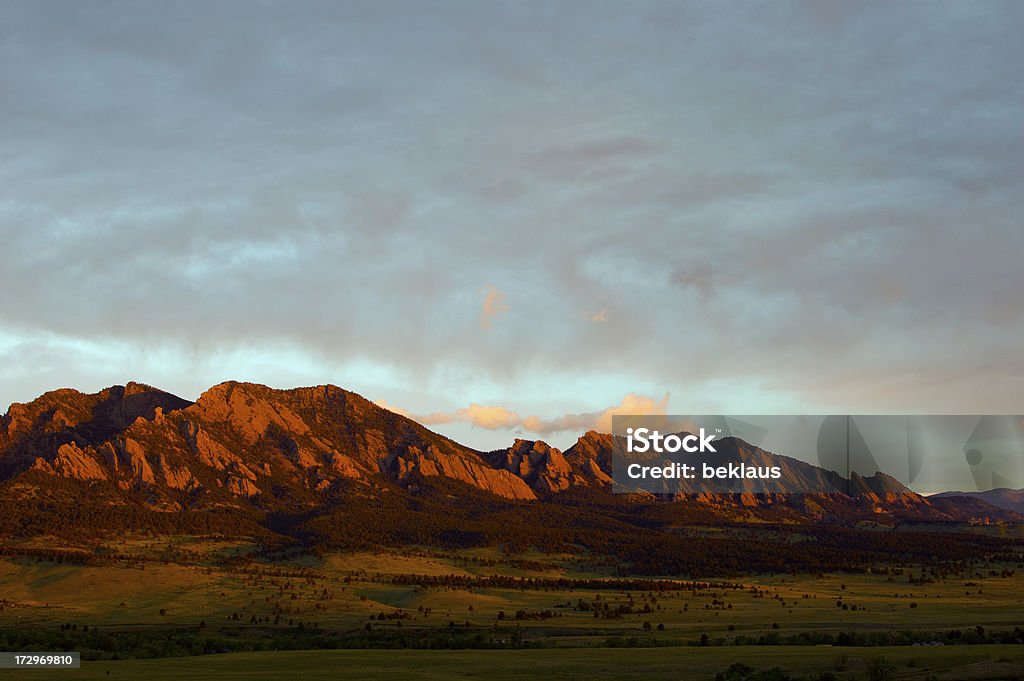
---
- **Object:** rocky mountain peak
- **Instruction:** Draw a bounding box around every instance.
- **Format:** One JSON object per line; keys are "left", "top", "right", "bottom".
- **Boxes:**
{"left": 3, "top": 382, "right": 1008, "bottom": 524}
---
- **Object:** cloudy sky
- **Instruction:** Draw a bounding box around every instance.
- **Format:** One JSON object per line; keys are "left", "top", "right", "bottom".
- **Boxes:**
{"left": 1, "top": 1, "right": 1022, "bottom": 453}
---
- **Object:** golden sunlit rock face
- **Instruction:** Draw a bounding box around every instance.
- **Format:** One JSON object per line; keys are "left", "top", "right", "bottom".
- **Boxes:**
{"left": 1, "top": 381, "right": 567, "bottom": 507}
{"left": 1, "top": 381, "right": 1015, "bottom": 526}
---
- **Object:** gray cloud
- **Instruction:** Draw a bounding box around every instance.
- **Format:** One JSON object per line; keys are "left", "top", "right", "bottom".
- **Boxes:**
{"left": 1, "top": 1, "right": 1023, "bottom": 454}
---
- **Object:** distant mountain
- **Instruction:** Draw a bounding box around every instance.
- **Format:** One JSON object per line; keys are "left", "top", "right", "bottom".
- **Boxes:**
{"left": 931, "top": 488, "right": 1024, "bottom": 514}
{"left": 0, "top": 381, "right": 1016, "bottom": 526}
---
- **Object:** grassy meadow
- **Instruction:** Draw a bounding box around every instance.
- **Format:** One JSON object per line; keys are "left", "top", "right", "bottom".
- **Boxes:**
{"left": 2, "top": 646, "right": 1024, "bottom": 681}
{"left": 2, "top": 532, "right": 1023, "bottom": 679}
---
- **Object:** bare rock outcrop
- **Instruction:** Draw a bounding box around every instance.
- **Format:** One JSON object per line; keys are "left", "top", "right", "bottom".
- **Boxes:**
{"left": 487, "top": 439, "right": 581, "bottom": 494}
{"left": 47, "top": 442, "right": 108, "bottom": 481}
{"left": 392, "top": 444, "right": 535, "bottom": 500}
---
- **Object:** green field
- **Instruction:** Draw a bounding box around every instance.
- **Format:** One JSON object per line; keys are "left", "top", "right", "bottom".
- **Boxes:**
{"left": 7, "top": 646, "right": 1024, "bottom": 681}
{"left": 2, "top": 535, "right": 1024, "bottom": 679}
{"left": 3, "top": 540, "right": 1022, "bottom": 639}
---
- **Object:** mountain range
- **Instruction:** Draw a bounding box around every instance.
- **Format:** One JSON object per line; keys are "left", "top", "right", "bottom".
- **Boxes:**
{"left": 0, "top": 381, "right": 1018, "bottom": 525}
{"left": 930, "top": 487, "right": 1024, "bottom": 514}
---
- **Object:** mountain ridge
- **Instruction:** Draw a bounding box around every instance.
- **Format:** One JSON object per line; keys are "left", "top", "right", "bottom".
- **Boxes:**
{"left": 1, "top": 381, "right": 1017, "bottom": 525}
{"left": 931, "top": 487, "right": 1024, "bottom": 514}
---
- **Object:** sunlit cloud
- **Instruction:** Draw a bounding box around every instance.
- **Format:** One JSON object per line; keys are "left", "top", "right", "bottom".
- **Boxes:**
{"left": 373, "top": 399, "right": 412, "bottom": 418}
{"left": 388, "top": 392, "right": 671, "bottom": 438}
{"left": 522, "top": 392, "right": 671, "bottom": 435}
{"left": 479, "top": 285, "right": 509, "bottom": 330}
